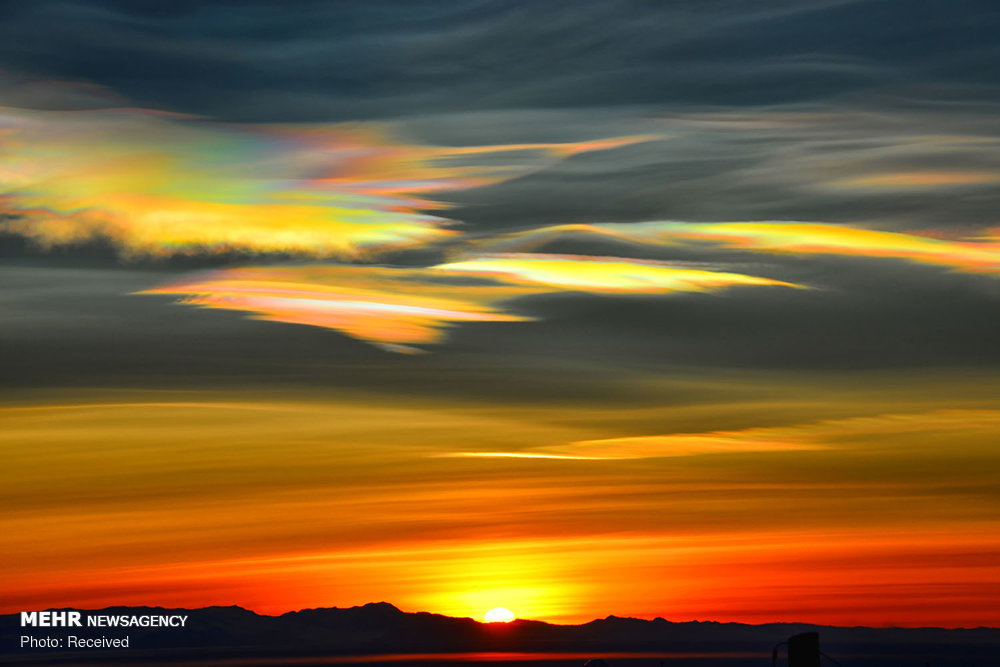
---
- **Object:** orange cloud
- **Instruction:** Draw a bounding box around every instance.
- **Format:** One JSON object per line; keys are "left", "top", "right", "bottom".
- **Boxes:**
{"left": 829, "top": 170, "right": 1000, "bottom": 189}
{"left": 445, "top": 409, "right": 1000, "bottom": 460}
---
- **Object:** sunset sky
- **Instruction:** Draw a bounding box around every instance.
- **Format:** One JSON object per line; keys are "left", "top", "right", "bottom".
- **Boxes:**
{"left": 2, "top": 0, "right": 1000, "bottom": 629}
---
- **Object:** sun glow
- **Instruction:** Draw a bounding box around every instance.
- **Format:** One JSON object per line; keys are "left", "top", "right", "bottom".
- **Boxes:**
{"left": 484, "top": 607, "right": 515, "bottom": 623}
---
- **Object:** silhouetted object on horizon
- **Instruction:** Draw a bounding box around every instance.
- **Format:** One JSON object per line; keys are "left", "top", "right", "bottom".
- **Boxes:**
{"left": 789, "top": 632, "right": 821, "bottom": 667}
{"left": 773, "top": 632, "right": 822, "bottom": 667}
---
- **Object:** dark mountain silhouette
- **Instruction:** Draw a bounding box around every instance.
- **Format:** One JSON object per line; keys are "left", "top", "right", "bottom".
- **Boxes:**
{"left": 3, "top": 603, "right": 999, "bottom": 666}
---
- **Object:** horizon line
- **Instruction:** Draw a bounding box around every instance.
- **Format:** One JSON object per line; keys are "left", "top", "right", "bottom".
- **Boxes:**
{"left": 5, "top": 602, "right": 998, "bottom": 632}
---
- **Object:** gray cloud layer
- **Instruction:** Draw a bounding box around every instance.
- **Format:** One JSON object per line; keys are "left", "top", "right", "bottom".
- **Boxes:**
{"left": 2, "top": 0, "right": 999, "bottom": 121}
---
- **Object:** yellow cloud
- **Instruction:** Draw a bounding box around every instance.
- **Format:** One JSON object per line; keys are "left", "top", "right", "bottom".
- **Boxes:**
{"left": 0, "top": 106, "right": 651, "bottom": 259}
{"left": 435, "top": 253, "right": 799, "bottom": 293}
{"left": 141, "top": 256, "right": 798, "bottom": 351}
{"left": 478, "top": 221, "right": 1000, "bottom": 274}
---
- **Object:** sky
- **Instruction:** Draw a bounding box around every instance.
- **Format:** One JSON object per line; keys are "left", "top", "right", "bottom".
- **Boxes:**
{"left": 2, "top": 0, "right": 1000, "bottom": 628}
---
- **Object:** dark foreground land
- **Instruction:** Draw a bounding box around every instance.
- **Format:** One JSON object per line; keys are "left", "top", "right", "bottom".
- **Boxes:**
{"left": 3, "top": 603, "right": 998, "bottom": 666}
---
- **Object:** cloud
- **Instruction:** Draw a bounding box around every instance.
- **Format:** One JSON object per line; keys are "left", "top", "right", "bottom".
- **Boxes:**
{"left": 5, "top": 1, "right": 1000, "bottom": 630}
{"left": 434, "top": 253, "right": 799, "bottom": 293}
{"left": 139, "top": 265, "right": 537, "bottom": 353}
{"left": 3, "top": 1, "right": 997, "bottom": 122}
{"left": 0, "top": 105, "right": 650, "bottom": 260}
{"left": 430, "top": 105, "right": 1000, "bottom": 236}
{"left": 827, "top": 170, "right": 1000, "bottom": 190}
{"left": 475, "top": 221, "right": 1000, "bottom": 274}
{"left": 141, "top": 256, "right": 796, "bottom": 351}
{"left": 443, "top": 409, "right": 1000, "bottom": 460}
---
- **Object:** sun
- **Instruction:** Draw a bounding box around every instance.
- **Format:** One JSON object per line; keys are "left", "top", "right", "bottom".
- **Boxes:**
{"left": 483, "top": 607, "right": 515, "bottom": 623}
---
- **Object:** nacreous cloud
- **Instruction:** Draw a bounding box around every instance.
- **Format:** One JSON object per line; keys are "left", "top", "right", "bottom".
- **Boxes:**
{"left": 0, "top": 105, "right": 651, "bottom": 259}
{"left": 140, "top": 265, "right": 538, "bottom": 353}
{"left": 142, "top": 257, "right": 798, "bottom": 352}
{"left": 435, "top": 253, "right": 798, "bottom": 293}
{"left": 477, "top": 222, "right": 1000, "bottom": 274}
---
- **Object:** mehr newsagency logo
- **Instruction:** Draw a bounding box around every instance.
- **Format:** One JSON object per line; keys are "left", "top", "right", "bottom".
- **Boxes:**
{"left": 21, "top": 611, "right": 189, "bottom": 627}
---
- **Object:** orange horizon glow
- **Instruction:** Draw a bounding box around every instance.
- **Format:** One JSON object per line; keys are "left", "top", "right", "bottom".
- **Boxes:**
{"left": 3, "top": 393, "right": 999, "bottom": 628}
{"left": 4, "top": 526, "right": 998, "bottom": 628}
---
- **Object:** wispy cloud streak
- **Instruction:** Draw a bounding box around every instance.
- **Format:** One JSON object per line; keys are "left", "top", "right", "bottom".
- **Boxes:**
{"left": 445, "top": 409, "right": 1000, "bottom": 460}
{"left": 435, "top": 254, "right": 798, "bottom": 293}
{"left": 476, "top": 222, "right": 1000, "bottom": 274}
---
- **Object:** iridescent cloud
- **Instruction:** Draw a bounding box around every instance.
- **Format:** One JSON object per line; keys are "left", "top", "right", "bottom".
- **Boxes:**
{"left": 140, "top": 265, "right": 537, "bottom": 353}
{"left": 435, "top": 253, "right": 798, "bottom": 293}
{"left": 477, "top": 221, "right": 1000, "bottom": 274}
{"left": 0, "top": 106, "right": 650, "bottom": 258}
{"left": 142, "top": 257, "right": 798, "bottom": 351}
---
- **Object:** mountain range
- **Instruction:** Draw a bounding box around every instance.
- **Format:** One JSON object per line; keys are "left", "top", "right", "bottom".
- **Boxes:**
{"left": 3, "top": 603, "right": 999, "bottom": 666}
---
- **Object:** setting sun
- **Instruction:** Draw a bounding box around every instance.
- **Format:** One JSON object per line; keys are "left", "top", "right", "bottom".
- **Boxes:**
{"left": 483, "top": 607, "right": 515, "bottom": 623}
